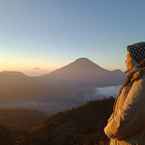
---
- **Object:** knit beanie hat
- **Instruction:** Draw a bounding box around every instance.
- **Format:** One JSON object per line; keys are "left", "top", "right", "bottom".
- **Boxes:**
{"left": 127, "top": 41, "right": 145, "bottom": 64}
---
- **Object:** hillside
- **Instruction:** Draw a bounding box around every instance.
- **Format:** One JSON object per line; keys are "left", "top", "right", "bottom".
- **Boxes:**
{"left": 30, "top": 97, "right": 114, "bottom": 145}
{"left": 0, "top": 126, "right": 15, "bottom": 145}
{"left": 0, "top": 109, "right": 48, "bottom": 131}
{"left": 0, "top": 97, "right": 115, "bottom": 145}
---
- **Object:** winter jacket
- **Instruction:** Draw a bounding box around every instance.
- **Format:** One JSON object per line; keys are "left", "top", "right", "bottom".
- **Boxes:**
{"left": 104, "top": 72, "right": 145, "bottom": 145}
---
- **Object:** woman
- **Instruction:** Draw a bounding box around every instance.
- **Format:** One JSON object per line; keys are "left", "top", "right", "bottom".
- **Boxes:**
{"left": 104, "top": 42, "right": 145, "bottom": 145}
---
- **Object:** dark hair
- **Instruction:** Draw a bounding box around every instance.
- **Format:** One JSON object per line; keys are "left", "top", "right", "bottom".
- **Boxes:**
{"left": 127, "top": 41, "right": 145, "bottom": 50}
{"left": 127, "top": 41, "right": 145, "bottom": 64}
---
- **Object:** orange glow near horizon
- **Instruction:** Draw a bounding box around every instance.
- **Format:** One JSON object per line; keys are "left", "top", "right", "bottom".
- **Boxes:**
{"left": 0, "top": 63, "right": 125, "bottom": 76}
{"left": 0, "top": 56, "right": 125, "bottom": 76}
{"left": 0, "top": 58, "right": 61, "bottom": 76}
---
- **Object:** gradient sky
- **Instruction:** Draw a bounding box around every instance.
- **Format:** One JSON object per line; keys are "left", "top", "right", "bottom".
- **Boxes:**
{"left": 0, "top": 0, "right": 145, "bottom": 75}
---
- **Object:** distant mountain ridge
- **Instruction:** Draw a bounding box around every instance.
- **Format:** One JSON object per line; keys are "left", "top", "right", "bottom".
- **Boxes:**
{"left": 0, "top": 58, "right": 125, "bottom": 101}
{"left": 0, "top": 58, "right": 124, "bottom": 80}
{"left": 40, "top": 57, "right": 125, "bottom": 87}
{"left": 0, "top": 71, "right": 26, "bottom": 76}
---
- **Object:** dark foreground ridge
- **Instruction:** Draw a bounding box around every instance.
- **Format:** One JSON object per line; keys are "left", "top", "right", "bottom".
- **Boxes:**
{"left": 30, "top": 97, "right": 114, "bottom": 145}
{"left": 0, "top": 97, "right": 114, "bottom": 145}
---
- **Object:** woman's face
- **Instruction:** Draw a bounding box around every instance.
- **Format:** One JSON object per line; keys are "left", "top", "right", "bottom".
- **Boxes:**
{"left": 125, "top": 51, "right": 134, "bottom": 71}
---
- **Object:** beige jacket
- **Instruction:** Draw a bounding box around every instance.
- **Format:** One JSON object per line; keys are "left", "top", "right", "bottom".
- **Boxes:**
{"left": 104, "top": 73, "right": 145, "bottom": 145}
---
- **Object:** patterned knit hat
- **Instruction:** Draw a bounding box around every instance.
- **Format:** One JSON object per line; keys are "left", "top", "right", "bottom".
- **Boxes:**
{"left": 127, "top": 41, "right": 145, "bottom": 64}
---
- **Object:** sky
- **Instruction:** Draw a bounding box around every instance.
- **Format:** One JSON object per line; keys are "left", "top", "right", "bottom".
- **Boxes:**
{"left": 0, "top": 0, "right": 145, "bottom": 75}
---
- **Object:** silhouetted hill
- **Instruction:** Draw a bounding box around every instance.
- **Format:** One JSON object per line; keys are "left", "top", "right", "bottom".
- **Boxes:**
{"left": 0, "top": 97, "right": 115, "bottom": 145}
{"left": 30, "top": 97, "right": 115, "bottom": 145}
{"left": 0, "top": 71, "right": 28, "bottom": 78}
{"left": 0, "top": 109, "right": 48, "bottom": 131}
{"left": 0, "top": 71, "right": 41, "bottom": 101}
{"left": 0, "top": 126, "right": 15, "bottom": 145}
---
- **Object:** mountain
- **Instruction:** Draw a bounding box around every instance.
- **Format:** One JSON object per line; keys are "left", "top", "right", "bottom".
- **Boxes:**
{"left": 0, "top": 71, "right": 41, "bottom": 101}
{"left": 29, "top": 97, "right": 115, "bottom": 145}
{"left": 41, "top": 57, "right": 125, "bottom": 87}
{"left": 0, "top": 71, "right": 27, "bottom": 78}
{"left": 0, "top": 58, "right": 124, "bottom": 103}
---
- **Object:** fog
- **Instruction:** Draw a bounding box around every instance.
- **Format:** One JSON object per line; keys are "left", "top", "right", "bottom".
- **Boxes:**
{"left": 73, "top": 85, "right": 121, "bottom": 102}
{"left": 96, "top": 85, "right": 121, "bottom": 98}
{"left": 0, "top": 100, "right": 80, "bottom": 114}
{"left": 0, "top": 85, "right": 122, "bottom": 114}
